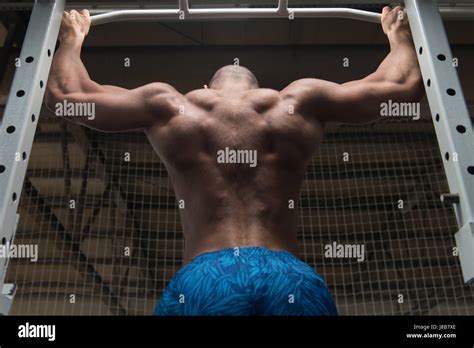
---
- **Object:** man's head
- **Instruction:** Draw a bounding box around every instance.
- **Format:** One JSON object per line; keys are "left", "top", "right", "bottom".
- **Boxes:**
{"left": 209, "top": 65, "right": 259, "bottom": 90}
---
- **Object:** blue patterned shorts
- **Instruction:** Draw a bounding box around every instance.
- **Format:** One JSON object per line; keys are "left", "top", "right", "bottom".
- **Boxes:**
{"left": 154, "top": 246, "right": 338, "bottom": 316}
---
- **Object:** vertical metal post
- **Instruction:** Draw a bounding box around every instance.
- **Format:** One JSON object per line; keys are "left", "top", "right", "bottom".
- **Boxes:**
{"left": 178, "top": 0, "right": 189, "bottom": 18}
{"left": 405, "top": 0, "right": 474, "bottom": 284}
{"left": 0, "top": 0, "right": 65, "bottom": 315}
{"left": 277, "top": 0, "right": 289, "bottom": 15}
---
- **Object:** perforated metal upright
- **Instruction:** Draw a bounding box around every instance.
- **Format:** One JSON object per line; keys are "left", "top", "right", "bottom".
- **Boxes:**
{"left": 0, "top": 0, "right": 65, "bottom": 315}
{"left": 405, "top": 0, "right": 474, "bottom": 284}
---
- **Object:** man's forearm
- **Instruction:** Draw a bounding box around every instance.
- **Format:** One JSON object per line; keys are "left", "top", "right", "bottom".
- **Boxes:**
{"left": 361, "top": 31, "right": 423, "bottom": 100}
{"left": 378, "top": 33, "right": 421, "bottom": 84}
{"left": 333, "top": 29, "right": 424, "bottom": 123}
{"left": 46, "top": 33, "right": 100, "bottom": 104}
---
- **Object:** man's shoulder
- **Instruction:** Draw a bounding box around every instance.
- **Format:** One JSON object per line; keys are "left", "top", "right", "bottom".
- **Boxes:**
{"left": 144, "top": 82, "right": 182, "bottom": 97}
{"left": 185, "top": 88, "right": 217, "bottom": 98}
{"left": 247, "top": 88, "right": 282, "bottom": 107}
{"left": 252, "top": 88, "right": 280, "bottom": 96}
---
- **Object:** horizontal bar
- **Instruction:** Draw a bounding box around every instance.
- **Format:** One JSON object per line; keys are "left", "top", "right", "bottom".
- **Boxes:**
{"left": 90, "top": 8, "right": 382, "bottom": 26}
{"left": 89, "top": 7, "right": 474, "bottom": 26}
{"left": 439, "top": 7, "right": 474, "bottom": 20}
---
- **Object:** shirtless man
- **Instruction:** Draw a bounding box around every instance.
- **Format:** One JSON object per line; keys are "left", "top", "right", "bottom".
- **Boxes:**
{"left": 45, "top": 6, "right": 423, "bottom": 315}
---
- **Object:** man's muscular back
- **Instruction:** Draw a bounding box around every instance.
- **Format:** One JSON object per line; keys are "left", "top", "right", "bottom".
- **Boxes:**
{"left": 145, "top": 87, "right": 324, "bottom": 262}
{"left": 46, "top": 6, "right": 423, "bottom": 264}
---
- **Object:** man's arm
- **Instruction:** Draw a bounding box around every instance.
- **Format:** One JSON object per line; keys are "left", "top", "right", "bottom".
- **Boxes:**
{"left": 45, "top": 10, "right": 179, "bottom": 132}
{"left": 282, "top": 6, "right": 424, "bottom": 124}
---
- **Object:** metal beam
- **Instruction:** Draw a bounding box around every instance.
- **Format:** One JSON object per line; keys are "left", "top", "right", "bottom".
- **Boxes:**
{"left": 68, "top": 126, "right": 160, "bottom": 298}
{"left": 22, "top": 176, "right": 128, "bottom": 315}
{"left": 405, "top": 0, "right": 474, "bottom": 285}
{"left": 0, "top": 0, "right": 65, "bottom": 315}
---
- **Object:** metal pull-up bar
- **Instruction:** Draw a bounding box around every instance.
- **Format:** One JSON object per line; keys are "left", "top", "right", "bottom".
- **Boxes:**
{"left": 91, "top": 8, "right": 381, "bottom": 26}
{"left": 90, "top": 0, "right": 382, "bottom": 26}
{"left": 89, "top": 0, "right": 474, "bottom": 26}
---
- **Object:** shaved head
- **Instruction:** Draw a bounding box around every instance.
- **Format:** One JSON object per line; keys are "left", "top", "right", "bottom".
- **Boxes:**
{"left": 209, "top": 65, "right": 259, "bottom": 89}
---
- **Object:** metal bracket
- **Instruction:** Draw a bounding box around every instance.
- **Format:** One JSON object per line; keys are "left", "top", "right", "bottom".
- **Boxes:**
{"left": 440, "top": 193, "right": 460, "bottom": 205}
{"left": 405, "top": 0, "right": 474, "bottom": 284}
{"left": 455, "top": 222, "right": 474, "bottom": 285}
{"left": 0, "top": 284, "right": 17, "bottom": 315}
{"left": 0, "top": 213, "right": 18, "bottom": 315}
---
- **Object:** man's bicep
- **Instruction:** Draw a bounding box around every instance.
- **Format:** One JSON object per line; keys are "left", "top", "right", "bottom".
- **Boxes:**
{"left": 61, "top": 83, "right": 174, "bottom": 132}
{"left": 322, "top": 79, "right": 410, "bottom": 124}
{"left": 285, "top": 78, "right": 393, "bottom": 124}
{"left": 62, "top": 88, "right": 150, "bottom": 132}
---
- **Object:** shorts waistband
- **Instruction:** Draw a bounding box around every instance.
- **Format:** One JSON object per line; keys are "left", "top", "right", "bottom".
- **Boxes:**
{"left": 189, "top": 246, "right": 299, "bottom": 264}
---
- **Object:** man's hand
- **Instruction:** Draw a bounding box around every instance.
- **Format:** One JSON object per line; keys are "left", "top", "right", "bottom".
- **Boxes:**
{"left": 381, "top": 6, "right": 411, "bottom": 43}
{"left": 59, "top": 9, "right": 91, "bottom": 42}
